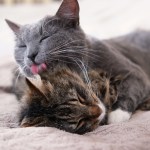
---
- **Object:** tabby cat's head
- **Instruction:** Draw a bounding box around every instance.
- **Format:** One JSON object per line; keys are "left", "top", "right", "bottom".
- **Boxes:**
{"left": 6, "top": 0, "right": 87, "bottom": 76}
{"left": 19, "top": 68, "right": 106, "bottom": 134}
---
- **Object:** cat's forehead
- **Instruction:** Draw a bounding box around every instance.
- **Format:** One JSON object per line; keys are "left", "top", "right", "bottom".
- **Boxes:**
{"left": 19, "top": 16, "right": 58, "bottom": 40}
{"left": 21, "top": 22, "right": 42, "bottom": 39}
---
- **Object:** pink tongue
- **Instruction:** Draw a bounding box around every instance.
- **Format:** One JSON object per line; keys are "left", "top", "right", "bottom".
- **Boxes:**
{"left": 31, "top": 63, "right": 47, "bottom": 75}
{"left": 31, "top": 65, "right": 38, "bottom": 74}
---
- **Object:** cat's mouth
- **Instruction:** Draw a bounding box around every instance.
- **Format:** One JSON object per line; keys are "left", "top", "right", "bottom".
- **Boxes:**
{"left": 31, "top": 63, "right": 47, "bottom": 75}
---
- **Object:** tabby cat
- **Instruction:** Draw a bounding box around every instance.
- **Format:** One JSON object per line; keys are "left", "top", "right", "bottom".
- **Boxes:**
{"left": 19, "top": 67, "right": 121, "bottom": 134}
{"left": 6, "top": 0, "right": 150, "bottom": 124}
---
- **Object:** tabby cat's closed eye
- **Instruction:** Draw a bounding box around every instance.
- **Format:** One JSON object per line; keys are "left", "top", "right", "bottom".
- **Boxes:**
{"left": 76, "top": 119, "right": 85, "bottom": 129}
{"left": 78, "top": 95, "right": 86, "bottom": 105}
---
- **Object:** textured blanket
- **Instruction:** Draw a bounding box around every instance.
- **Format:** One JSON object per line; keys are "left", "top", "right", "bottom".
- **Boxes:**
{"left": 0, "top": 57, "right": 150, "bottom": 150}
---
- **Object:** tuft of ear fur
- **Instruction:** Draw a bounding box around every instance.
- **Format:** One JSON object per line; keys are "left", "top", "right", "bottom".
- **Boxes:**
{"left": 5, "top": 19, "right": 20, "bottom": 34}
{"left": 56, "top": 0, "right": 80, "bottom": 24}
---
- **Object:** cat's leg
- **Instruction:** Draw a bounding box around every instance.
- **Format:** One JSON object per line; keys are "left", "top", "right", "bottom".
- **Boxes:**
{"left": 108, "top": 108, "right": 132, "bottom": 124}
{"left": 107, "top": 72, "right": 150, "bottom": 124}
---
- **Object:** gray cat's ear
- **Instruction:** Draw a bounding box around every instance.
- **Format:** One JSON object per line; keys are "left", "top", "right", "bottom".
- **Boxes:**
{"left": 56, "top": 0, "right": 79, "bottom": 22}
{"left": 5, "top": 19, "right": 20, "bottom": 34}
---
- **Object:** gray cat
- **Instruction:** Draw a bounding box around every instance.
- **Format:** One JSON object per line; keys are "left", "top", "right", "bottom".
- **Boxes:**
{"left": 6, "top": 0, "right": 150, "bottom": 124}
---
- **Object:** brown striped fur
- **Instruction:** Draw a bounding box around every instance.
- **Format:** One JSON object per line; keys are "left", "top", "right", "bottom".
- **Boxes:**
{"left": 19, "top": 67, "right": 121, "bottom": 134}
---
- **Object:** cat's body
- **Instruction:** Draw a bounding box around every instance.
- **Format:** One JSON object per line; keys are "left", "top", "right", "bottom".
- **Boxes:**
{"left": 19, "top": 67, "right": 120, "bottom": 134}
{"left": 88, "top": 30, "right": 150, "bottom": 123}
{"left": 6, "top": 0, "right": 150, "bottom": 125}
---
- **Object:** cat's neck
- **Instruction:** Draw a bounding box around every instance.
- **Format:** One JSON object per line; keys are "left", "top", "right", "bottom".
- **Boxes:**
{"left": 86, "top": 35, "right": 102, "bottom": 49}
{"left": 86, "top": 35, "right": 111, "bottom": 54}
{"left": 85, "top": 35, "right": 114, "bottom": 72}
{"left": 85, "top": 34, "right": 132, "bottom": 78}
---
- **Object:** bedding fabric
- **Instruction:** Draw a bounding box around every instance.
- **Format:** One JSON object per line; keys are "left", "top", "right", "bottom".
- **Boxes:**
{"left": 0, "top": 57, "right": 150, "bottom": 150}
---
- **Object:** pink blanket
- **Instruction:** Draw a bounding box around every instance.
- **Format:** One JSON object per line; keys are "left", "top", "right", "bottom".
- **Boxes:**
{"left": 0, "top": 57, "right": 150, "bottom": 150}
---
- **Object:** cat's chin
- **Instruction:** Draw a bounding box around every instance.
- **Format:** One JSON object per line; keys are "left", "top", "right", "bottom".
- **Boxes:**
{"left": 19, "top": 66, "right": 34, "bottom": 77}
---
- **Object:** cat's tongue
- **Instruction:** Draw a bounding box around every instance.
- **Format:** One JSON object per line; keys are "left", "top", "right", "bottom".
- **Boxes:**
{"left": 31, "top": 63, "right": 47, "bottom": 75}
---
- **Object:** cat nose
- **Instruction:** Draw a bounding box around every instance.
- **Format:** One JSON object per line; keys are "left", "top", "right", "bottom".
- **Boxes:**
{"left": 27, "top": 53, "right": 37, "bottom": 62}
{"left": 88, "top": 105, "right": 102, "bottom": 118}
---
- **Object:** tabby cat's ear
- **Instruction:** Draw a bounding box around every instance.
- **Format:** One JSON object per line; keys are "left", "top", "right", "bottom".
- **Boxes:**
{"left": 5, "top": 19, "right": 20, "bottom": 34}
{"left": 25, "top": 78, "right": 50, "bottom": 106}
{"left": 56, "top": 0, "right": 80, "bottom": 24}
{"left": 25, "top": 78, "right": 42, "bottom": 94}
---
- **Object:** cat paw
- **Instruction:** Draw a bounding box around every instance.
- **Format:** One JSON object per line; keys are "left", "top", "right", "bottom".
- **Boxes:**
{"left": 108, "top": 108, "right": 131, "bottom": 124}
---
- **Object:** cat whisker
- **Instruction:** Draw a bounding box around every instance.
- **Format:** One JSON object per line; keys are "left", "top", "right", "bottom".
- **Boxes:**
{"left": 45, "top": 39, "right": 86, "bottom": 54}
{"left": 14, "top": 69, "right": 22, "bottom": 88}
{"left": 45, "top": 49, "right": 101, "bottom": 62}
{"left": 43, "top": 44, "right": 102, "bottom": 60}
{"left": 14, "top": 67, "right": 21, "bottom": 73}
{"left": 75, "top": 59, "right": 92, "bottom": 89}
{"left": 45, "top": 57, "right": 78, "bottom": 66}
{"left": 55, "top": 55, "right": 91, "bottom": 87}
{"left": 67, "top": 49, "right": 100, "bottom": 58}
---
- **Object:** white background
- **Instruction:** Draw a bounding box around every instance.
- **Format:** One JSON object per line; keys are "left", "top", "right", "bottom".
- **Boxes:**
{"left": 1, "top": 0, "right": 150, "bottom": 57}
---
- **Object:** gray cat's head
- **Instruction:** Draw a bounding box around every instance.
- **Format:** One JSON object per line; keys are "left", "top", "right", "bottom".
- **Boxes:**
{"left": 6, "top": 0, "right": 87, "bottom": 77}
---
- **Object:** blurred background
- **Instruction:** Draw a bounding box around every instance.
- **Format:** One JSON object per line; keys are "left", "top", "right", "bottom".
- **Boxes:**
{"left": 1, "top": 0, "right": 150, "bottom": 58}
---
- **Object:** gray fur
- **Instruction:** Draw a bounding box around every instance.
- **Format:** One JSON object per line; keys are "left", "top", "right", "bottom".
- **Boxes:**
{"left": 6, "top": 0, "right": 150, "bottom": 115}
{"left": 13, "top": 16, "right": 86, "bottom": 76}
